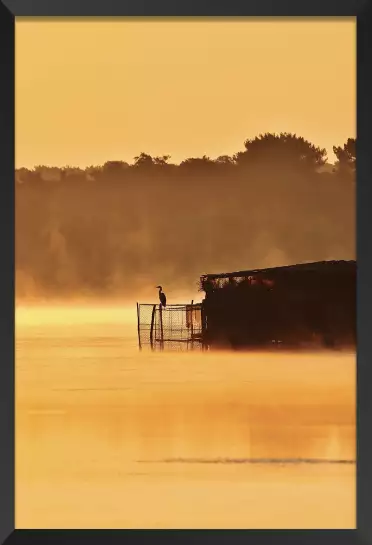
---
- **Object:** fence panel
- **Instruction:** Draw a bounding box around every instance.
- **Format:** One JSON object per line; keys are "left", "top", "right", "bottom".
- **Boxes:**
{"left": 137, "top": 303, "right": 203, "bottom": 351}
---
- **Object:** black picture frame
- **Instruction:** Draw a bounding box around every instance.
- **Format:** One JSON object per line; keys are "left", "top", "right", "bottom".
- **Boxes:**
{"left": 1, "top": 2, "right": 370, "bottom": 544}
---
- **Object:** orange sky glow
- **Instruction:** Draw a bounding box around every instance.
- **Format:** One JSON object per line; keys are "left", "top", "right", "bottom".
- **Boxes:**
{"left": 15, "top": 18, "right": 355, "bottom": 169}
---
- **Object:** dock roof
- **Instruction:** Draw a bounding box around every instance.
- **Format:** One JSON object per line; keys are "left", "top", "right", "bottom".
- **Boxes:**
{"left": 201, "top": 259, "right": 356, "bottom": 281}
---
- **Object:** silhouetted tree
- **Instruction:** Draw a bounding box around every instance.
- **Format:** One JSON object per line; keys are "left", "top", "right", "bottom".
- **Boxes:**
{"left": 102, "top": 161, "right": 130, "bottom": 174}
{"left": 153, "top": 155, "right": 171, "bottom": 166}
{"left": 333, "top": 138, "right": 356, "bottom": 176}
{"left": 133, "top": 152, "right": 155, "bottom": 168}
{"left": 179, "top": 155, "right": 217, "bottom": 172}
{"left": 235, "top": 132, "right": 327, "bottom": 172}
{"left": 216, "top": 155, "right": 235, "bottom": 165}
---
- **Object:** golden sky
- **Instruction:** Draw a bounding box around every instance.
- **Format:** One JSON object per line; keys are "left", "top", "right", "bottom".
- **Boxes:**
{"left": 15, "top": 18, "right": 355, "bottom": 169}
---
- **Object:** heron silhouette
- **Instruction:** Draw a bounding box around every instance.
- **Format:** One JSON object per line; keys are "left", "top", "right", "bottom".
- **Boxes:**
{"left": 156, "top": 285, "right": 167, "bottom": 308}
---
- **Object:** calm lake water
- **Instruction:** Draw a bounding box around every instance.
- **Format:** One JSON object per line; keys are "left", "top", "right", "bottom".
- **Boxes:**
{"left": 15, "top": 306, "right": 356, "bottom": 528}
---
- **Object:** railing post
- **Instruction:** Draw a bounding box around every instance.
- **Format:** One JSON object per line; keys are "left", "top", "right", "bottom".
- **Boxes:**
{"left": 159, "top": 304, "right": 164, "bottom": 350}
{"left": 201, "top": 301, "right": 207, "bottom": 350}
{"left": 136, "top": 302, "right": 142, "bottom": 351}
{"left": 150, "top": 304, "right": 156, "bottom": 351}
{"left": 190, "top": 299, "right": 194, "bottom": 349}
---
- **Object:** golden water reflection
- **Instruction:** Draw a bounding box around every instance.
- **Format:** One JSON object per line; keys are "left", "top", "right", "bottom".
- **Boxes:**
{"left": 16, "top": 307, "right": 356, "bottom": 528}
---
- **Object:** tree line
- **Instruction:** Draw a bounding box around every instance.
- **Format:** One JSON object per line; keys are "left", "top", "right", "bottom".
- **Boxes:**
{"left": 15, "top": 133, "right": 356, "bottom": 301}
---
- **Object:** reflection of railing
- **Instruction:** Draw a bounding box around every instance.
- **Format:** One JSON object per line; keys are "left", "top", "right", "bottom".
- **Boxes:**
{"left": 137, "top": 302, "right": 204, "bottom": 351}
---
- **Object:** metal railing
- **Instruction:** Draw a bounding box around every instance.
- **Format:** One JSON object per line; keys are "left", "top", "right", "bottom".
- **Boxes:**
{"left": 137, "top": 302, "right": 204, "bottom": 351}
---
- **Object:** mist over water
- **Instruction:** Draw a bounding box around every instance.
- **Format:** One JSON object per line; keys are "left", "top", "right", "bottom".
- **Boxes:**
{"left": 16, "top": 305, "right": 356, "bottom": 528}
{"left": 15, "top": 135, "right": 355, "bottom": 302}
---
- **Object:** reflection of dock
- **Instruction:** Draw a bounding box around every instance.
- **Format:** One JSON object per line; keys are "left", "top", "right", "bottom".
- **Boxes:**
{"left": 136, "top": 302, "right": 205, "bottom": 351}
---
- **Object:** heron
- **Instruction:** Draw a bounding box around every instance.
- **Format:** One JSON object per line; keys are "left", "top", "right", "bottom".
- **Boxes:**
{"left": 156, "top": 285, "right": 167, "bottom": 308}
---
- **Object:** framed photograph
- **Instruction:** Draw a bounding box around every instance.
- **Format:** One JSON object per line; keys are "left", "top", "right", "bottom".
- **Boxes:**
{"left": 1, "top": 1, "right": 371, "bottom": 544}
